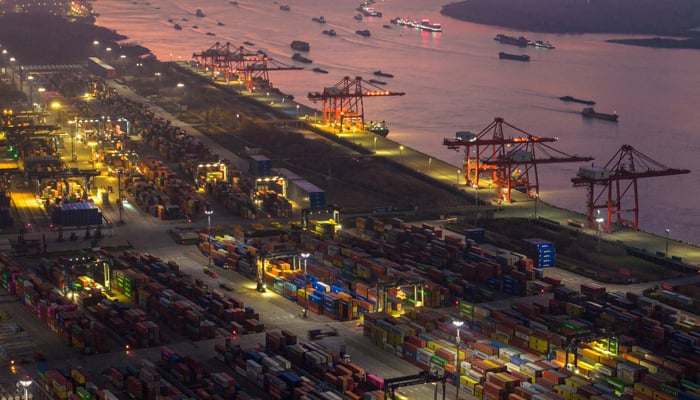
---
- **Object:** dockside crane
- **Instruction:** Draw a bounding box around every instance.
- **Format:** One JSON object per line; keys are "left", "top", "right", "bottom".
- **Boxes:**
{"left": 193, "top": 42, "right": 302, "bottom": 91}
{"left": 571, "top": 144, "right": 690, "bottom": 233}
{"left": 443, "top": 117, "right": 592, "bottom": 202}
{"left": 307, "top": 76, "right": 405, "bottom": 131}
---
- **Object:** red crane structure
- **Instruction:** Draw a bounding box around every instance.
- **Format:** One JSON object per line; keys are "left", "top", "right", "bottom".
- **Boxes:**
{"left": 192, "top": 42, "right": 302, "bottom": 92}
{"left": 571, "top": 144, "right": 690, "bottom": 233}
{"left": 443, "top": 117, "right": 593, "bottom": 203}
{"left": 307, "top": 76, "right": 405, "bottom": 131}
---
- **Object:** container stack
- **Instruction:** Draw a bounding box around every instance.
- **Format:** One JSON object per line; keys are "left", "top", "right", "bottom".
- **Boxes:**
{"left": 522, "top": 238, "right": 556, "bottom": 268}
{"left": 50, "top": 202, "right": 103, "bottom": 227}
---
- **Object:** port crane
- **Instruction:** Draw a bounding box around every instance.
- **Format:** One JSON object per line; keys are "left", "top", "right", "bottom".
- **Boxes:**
{"left": 307, "top": 76, "right": 405, "bottom": 131}
{"left": 192, "top": 42, "right": 302, "bottom": 92}
{"left": 443, "top": 117, "right": 592, "bottom": 202}
{"left": 571, "top": 144, "right": 690, "bottom": 233}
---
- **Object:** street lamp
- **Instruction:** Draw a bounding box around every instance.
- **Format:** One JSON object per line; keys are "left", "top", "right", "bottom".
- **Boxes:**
{"left": 154, "top": 72, "right": 161, "bottom": 102}
{"left": 205, "top": 210, "right": 213, "bottom": 269}
{"left": 374, "top": 136, "right": 377, "bottom": 153}
{"left": 236, "top": 113, "right": 240, "bottom": 130}
{"left": 300, "top": 252, "right": 310, "bottom": 317}
{"left": 19, "top": 377, "right": 31, "bottom": 400}
{"left": 472, "top": 183, "right": 479, "bottom": 227}
{"left": 457, "top": 169, "right": 461, "bottom": 185}
{"left": 534, "top": 193, "right": 539, "bottom": 219}
{"left": 596, "top": 210, "right": 604, "bottom": 268}
{"left": 453, "top": 320, "right": 464, "bottom": 400}
{"left": 296, "top": 104, "right": 300, "bottom": 119}
{"left": 27, "top": 75, "right": 34, "bottom": 106}
{"left": 665, "top": 228, "right": 670, "bottom": 258}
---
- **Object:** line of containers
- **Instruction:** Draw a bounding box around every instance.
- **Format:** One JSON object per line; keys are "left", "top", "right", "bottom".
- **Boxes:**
{"left": 248, "top": 156, "right": 327, "bottom": 211}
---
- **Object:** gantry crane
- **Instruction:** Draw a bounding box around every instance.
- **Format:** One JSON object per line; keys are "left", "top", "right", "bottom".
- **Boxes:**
{"left": 193, "top": 42, "right": 302, "bottom": 92}
{"left": 307, "top": 76, "right": 405, "bottom": 131}
{"left": 443, "top": 117, "right": 593, "bottom": 202}
{"left": 571, "top": 144, "right": 690, "bottom": 232}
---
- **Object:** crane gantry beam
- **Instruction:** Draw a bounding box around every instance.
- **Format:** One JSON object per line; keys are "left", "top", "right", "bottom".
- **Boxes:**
{"left": 572, "top": 144, "right": 690, "bottom": 232}
{"left": 443, "top": 117, "right": 592, "bottom": 203}
{"left": 307, "top": 76, "right": 405, "bottom": 131}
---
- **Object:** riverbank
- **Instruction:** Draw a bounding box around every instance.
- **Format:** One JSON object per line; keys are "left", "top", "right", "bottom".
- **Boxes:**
{"left": 441, "top": 0, "right": 700, "bottom": 49}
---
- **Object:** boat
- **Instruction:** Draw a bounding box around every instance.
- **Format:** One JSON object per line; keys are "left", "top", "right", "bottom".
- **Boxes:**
{"left": 560, "top": 96, "right": 596, "bottom": 106}
{"left": 173, "top": 23, "right": 182, "bottom": 30}
{"left": 373, "top": 70, "right": 393, "bottom": 78}
{"left": 582, "top": 107, "right": 618, "bottom": 122}
{"left": 312, "top": 16, "right": 326, "bottom": 23}
{"left": 494, "top": 34, "right": 530, "bottom": 47}
{"left": 217, "top": 21, "right": 224, "bottom": 26}
{"left": 192, "top": 25, "right": 199, "bottom": 29}
{"left": 322, "top": 29, "right": 337, "bottom": 37}
{"left": 182, "top": 18, "right": 189, "bottom": 21}
{"left": 290, "top": 40, "right": 310, "bottom": 51}
{"left": 206, "top": 32, "right": 216, "bottom": 36}
{"left": 361, "top": 6, "right": 382, "bottom": 17}
{"left": 383, "top": 24, "right": 392, "bottom": 29}
{"left": 244, "top": 41, "right": 255, "bottom": 46}
{"left": 365, "top": 121, "right": 389, "bottom": 137}
{"left": 279, "top": 5, "right": 290, "bottom": 11}
{"left": 312, "top": 67, "right": 329, "bottom": 74}
{"left": 195, "top": 9, "right": 205, "bottom": 17}
{"left": 414, "top": 19, "right": 442, "bottom": 32}
{"left": 354, "top": 14, "right": 363, "bottom": 21}
{"left": 369, "top": 79, "right": 386, "bottom": 85}
{"left": 498, "top": 52, "right": 530, "bottom": 62}
{"left": 532, "top": 40, "right": 555, "bottom": 49}
{"left": 257, "top": 49, "right": 268, "bottom": 57}
{"left": 168, "top": 18, "right": 173, "bottom": 23}
{"left": 292, "top": 53, "right": 313, "bottom": 63}
{"left": 356, "top": 29, "right": 371, "bottom": 37}
{"left": 229, "top": 1, "right": 238, "bottom": 5}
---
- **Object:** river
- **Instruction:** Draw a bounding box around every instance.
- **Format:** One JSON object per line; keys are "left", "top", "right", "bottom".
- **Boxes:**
{"left": 92, "top": 0, "right": 700, "bottom": 245}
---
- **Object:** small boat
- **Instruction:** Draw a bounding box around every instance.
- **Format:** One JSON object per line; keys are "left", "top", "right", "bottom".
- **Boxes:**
{"left": 244, "top": 41, "right": 255, "bottom": 46}
{"left": 498, "top": 52, "right": 530, "bottom": 62}
{"left": 195, "top": 9, "right": 205, "bottom": 17}
{"left": 366, "top": 121, "right": 389, "bottom": 137}
{"left": 257, "top": 49, "right": 268, "bottom": 57}
{"left": 312, "top": 16, "right": 326, "bottom": 23}
{"left": 356, "top": 29, "right": 371, "bottom": 37}
{"left": 217, "top": 21, "right": 224, "bottom": 26}
{"left": 383, "top": 24, "right": 392, "bottom": 29}
{"left": 354, "top": 14, "right": 363, "bottom": 21}
{"left": 229, "top": 1, "right": 238, "bottom": 5}
{"left": 582, "top": 107, "right": 618, "bottom": 122}
{"left": 532, "top": 40, "right": 555, "bottom": 49}
{"left": 206, "top": 32, "right": 216, "bottom": 36}
{"left": 280, "top": 4, "right": 290, "bottom": 11}
{"left": 291, "top": 40, "right": 310, "bottom": 51}
{"left": 192, "top": 25, "right": 199, "bottom": 29}
{"left": 322, "top": 29, "right": 337, "bottom": 37}
{"left": 560, "top": 96, "right": 596, "bottom": 106}
{"left": 312, "top": 67, "right": 329, "bottom": 74}
{"left": 368, "top": 79, "right": 386, "bottom": 85}
{"left": 292, "top": 53, "right": 313, "bottom": 63}
{"left": 168, "top": 18, "right": 173, "bottom": 23}
{"left": 174, "top": 23, "right": 182, "bottom": 30}
{"left": 182, "top": 18, "right": 189, "bottom": 21}
{"left": 373, "top": 70, "right": 393, "bottom": 78}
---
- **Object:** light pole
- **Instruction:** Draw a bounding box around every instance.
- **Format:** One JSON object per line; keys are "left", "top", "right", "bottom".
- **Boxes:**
{"left": 665, "top": 228, "right": 670, "bottom": 258}
{"left": 296, "top": 104, "right": 300, "bottom": 119}
{"left": 205, "top": 210, "right": 213, "bottom": 269}
{"left": 472, "top": 183, "right": 479, "bottom": 227}
{"left": 177, "top": 83, "right": 185, "bottom": 115}
{"left": 27, "top": 75, "right": 34, "bottom": 106}
{"left": 534, "top": 193, "right": 539, "bottom": 219}
{"left": 154, "top": 72, "right": 161, "bottom": 102}
{"left": 19, "top": 377, "right": 31, "bottom": 400}
{"left": 374, "top": 136, "right": 377, "bottom": 153}
{"left": 117, "top": 170, "right": 124, "bottom": 224}
{"left": 399, "top": 145, "right": 404, "bottom": 157}
{"left": 453, "top": 320, "right": 464, "bottom": 400}
{"left": 428, "top": 157, "right": 432, "bottom": 171}
{"left": 236, "top": 113, "right": 240, "bottom": 130}
{"left": 596, "top": 210, "right": 604, "bottom": 268}
{"left": 300, "top": 252, "right": 310, "bottom": 317}
{"left": 457, "top": 169, "right": 461, "bottom": 185}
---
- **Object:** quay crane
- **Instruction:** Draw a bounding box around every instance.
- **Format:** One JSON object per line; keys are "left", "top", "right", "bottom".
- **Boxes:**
{"left": 307, "top": 76, "right": 405, "bottom": 131}
{"left": 192, "top": 42, "right": 302, "bottom": 92}
{"left": 443, "top": 117, "right": 592, "bottom": 203}
{"left": 571, "top": 144, "right": 690, "bottom": 233}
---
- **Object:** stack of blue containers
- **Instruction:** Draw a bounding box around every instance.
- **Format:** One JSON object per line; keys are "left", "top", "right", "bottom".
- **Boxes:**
{"left": 51, "top": 202, "right": 103, "bottom": 227}
{"left": 522, "top": 238, "right": 556, "bottom": 268}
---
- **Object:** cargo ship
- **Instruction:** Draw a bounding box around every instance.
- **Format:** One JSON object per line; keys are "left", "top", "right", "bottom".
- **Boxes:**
{"left": 532, "top": 40, "right": 555, "bottom": 49}
{"left": 360, "top": 6, "right": 382, "bottom": 17}
{"left": 322, "top": 29, "right": 336, "bottom": 37}
{"left": 292, "top": 53, "right": 312, "bottom": 64}
{"left": 366, "top": 121, "right": 389, "bottom": 137}
{"left": 560, "top": 96, "right": 596, "bottom": 106}
{"left": 494, "top": 34, "right": 530, "bottom": 47}
{"left": 312, "top": 16, "right": 326, "bottom": 23}
{"left": 356, "top": 29, "right": 371, "bottom": 37}
{"left": 390, "top": 17, "right": 442, "bottom": 32}
{"left": 368, "top": 79, "right": 386, "bottom": 85}
{"left": 195, "top": 9, "right": 205, "bottom": 17}
{"left": 499, "top": 52, "right": 530, "bottom": 62}
{"left": 290, "top": 40, "right": 310, "bottom": 51}
{"left": 373, "top": 70, "right": 393, "bottom": 78}
{"left": 312, "top": 67, "right": 329, "bottom": 74}
{"left": 582, "top": 107, "right": 619, "bottom": 121}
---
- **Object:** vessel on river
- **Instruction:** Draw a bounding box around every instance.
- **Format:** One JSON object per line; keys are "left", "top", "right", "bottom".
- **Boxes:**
{"left": 560, "top": 96, "right": 596, "bottom": 106}
{"left": 499, "top": 52, "right": 530, "bottom": 62}
{"left": 582, "top": 107, "right": 618, "bottom": 121}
